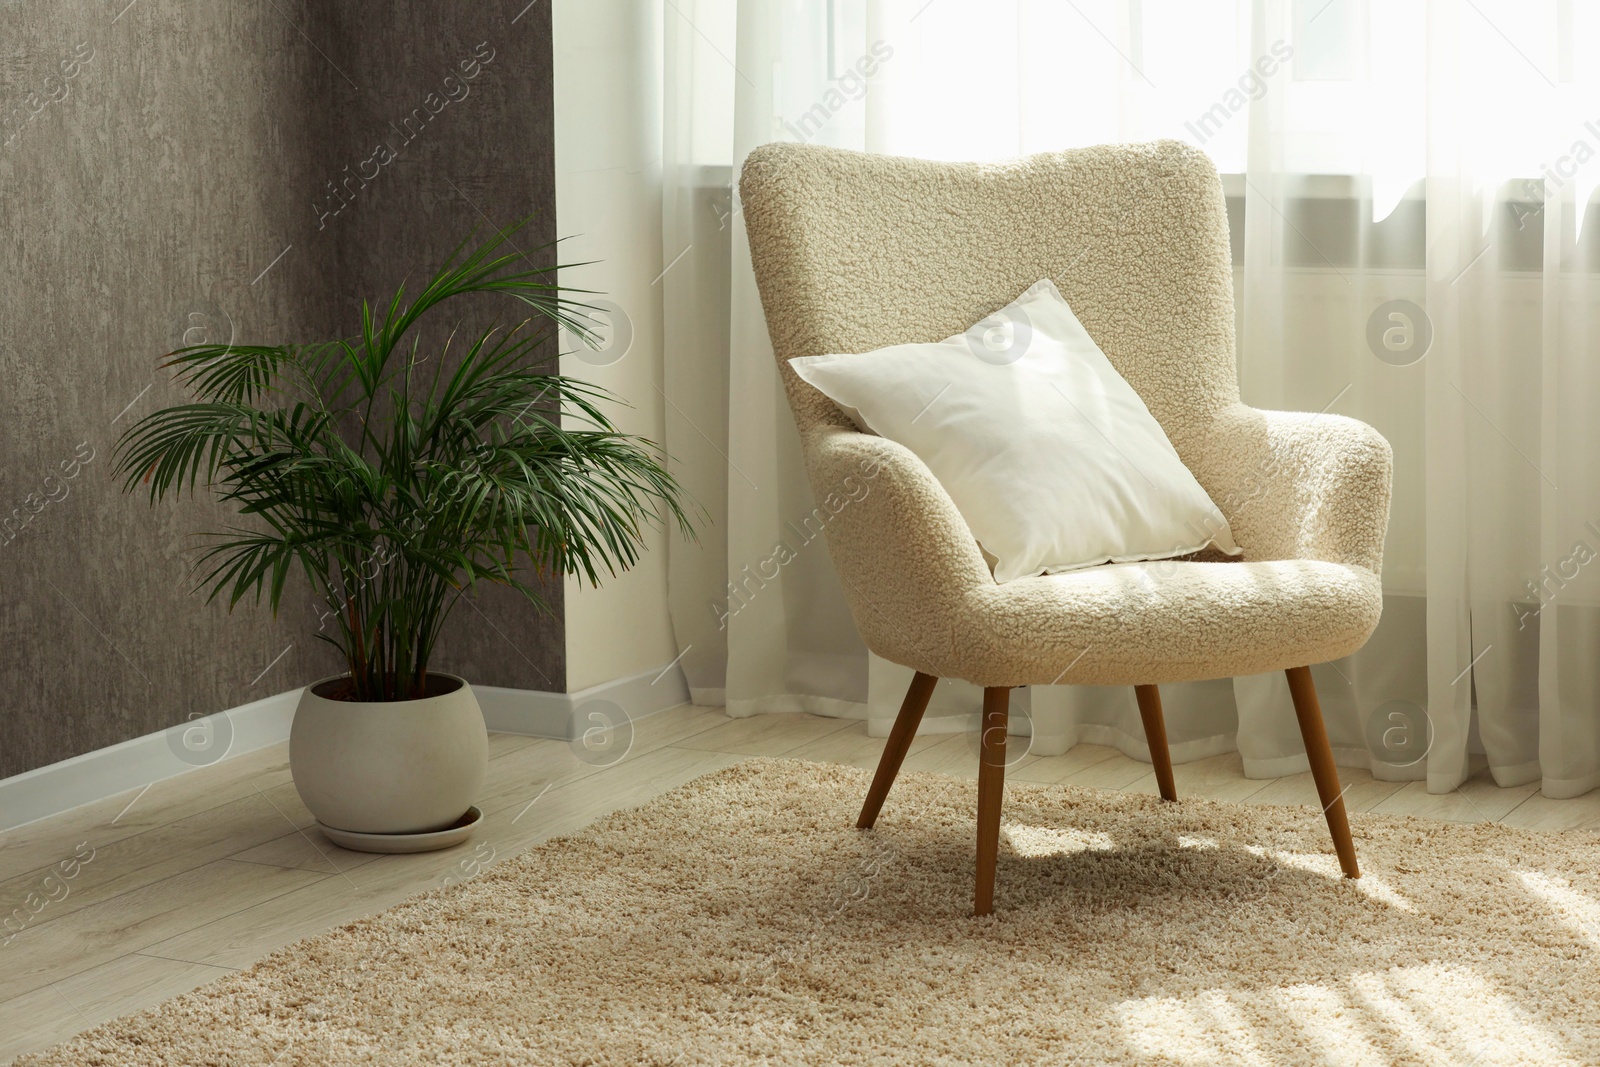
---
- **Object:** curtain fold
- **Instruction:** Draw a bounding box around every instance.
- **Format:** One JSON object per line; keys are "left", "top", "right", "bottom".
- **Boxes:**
{"left": 661, "top": 0, "right": 736, "bottom": 706}
{"left": 661, "top": 0, "right": 1600, "bottom": 799}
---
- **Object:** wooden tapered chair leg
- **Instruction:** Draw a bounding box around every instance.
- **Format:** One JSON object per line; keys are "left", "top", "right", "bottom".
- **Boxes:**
{"left": 857, "top": 672, "right": 938, "bottom": 829}
{"left": 1285, "top": 665, "right": 1360, "bottom": 879}
{"left": 974, "top": 686, "right": 1011, "bottom": 916}
{"left": 1134, "top": 684, "right": 1178, "bottom": 802}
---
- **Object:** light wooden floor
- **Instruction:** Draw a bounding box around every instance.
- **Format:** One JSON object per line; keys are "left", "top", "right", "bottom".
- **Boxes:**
{"left": 4, "top": 706, "right": 1598, "bottom": 1063}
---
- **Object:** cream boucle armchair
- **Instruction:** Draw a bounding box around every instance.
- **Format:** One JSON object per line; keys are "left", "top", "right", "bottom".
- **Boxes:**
{"left": 739, "top": 139, "right": 1392, "bottom": 915}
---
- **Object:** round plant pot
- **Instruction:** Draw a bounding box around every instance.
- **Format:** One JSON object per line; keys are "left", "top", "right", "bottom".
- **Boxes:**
{"left": 289, "top": 673, "right": 487, "bottom": 843}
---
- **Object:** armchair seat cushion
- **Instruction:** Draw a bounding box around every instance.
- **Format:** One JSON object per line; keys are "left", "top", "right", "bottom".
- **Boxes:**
{"left": 954, "top": 558, "right": 1383, "bottom": 688}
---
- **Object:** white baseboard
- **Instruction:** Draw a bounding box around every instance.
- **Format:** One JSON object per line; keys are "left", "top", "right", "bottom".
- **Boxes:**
{"left": 0, "top": 687, "right": 303, "bottom": 834}
{"left": 0, "top": 660, "right": 692, "bottom": 835}
{"left": 476, "top": 661, "right": 693, "bottom": 739}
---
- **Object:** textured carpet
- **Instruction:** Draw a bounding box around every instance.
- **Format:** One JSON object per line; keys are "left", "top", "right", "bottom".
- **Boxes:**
{"left": 20, "top": 759, "right": 1600, "bottom": 1066}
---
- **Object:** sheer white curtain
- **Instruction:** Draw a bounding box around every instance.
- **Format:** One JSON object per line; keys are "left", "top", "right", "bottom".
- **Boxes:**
{"left": 662, "top": 0, "right": 1600, "bottom": 797}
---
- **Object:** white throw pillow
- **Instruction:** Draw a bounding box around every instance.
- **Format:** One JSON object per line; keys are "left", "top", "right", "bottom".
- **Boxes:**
{"left": 789, "top": 279, "right": 1240, "bottom": 583}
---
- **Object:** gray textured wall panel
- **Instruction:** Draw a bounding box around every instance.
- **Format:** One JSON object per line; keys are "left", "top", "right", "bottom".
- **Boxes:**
{"left": 0, "top": 2, "right": 561, "bottom": 779}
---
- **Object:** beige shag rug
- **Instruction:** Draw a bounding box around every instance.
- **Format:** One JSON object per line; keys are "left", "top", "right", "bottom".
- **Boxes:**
{"left": 21, "top": 759, "right": 1600, "bottom": 1066}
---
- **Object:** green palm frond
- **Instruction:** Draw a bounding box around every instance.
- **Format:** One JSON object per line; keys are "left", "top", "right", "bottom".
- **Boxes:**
{"left": 115, "top": 218, "right": 698, "bottom": 702}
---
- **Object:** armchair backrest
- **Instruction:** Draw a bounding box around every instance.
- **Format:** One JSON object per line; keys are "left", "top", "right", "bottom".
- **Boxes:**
{"left": 739, "top": 140, "right": 1241, "bottom": 459}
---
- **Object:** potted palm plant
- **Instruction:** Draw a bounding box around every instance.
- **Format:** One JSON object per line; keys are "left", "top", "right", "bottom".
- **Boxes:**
{"left": 116, "top": 222, "right": 693, "bottom": 851}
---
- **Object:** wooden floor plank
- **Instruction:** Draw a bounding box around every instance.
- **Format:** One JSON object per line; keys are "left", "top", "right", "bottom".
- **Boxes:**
{"left": 900, "top": 732, "right": 1040, "bottom": 779}
{"left": 1500, "top": 788, "right": 1600, "bottom": 832}
{"left": 1370, "top": 769, "right": 1538, "bottom": 825}
{"left": 1, "top": 859, "right": 323, "bottom": 1003}
{"left": 227, "top": 825, "right": 384, "bottom": 876}
{"left": 1055, "top": 751, "right": 1159, "bottom": 791}
{"left": 783, "top": 720, "right": 947, "bottom": 772}
{"left": 1242, "top": 767, "right": 1404, "bottom": 815}
{"left": 1, "top": 787, "right": 320, "bottom": 931}
{"left": 0, "top": 950, "right": 235, "bottom": 1064}
{"left": 672, "top": 712, "right": 855, "bottom": 757}
{"left": 0, "top": 743, "right": 294, "bottom": 882}
{"left": 1007, "top": 742, "right": 1122, "bottom": 785}
{"left": 1122, "top": 752, "right": 1276, "bottom": 805}
{"left": 74, "top": 952, "right": 237, "bottom": 1013}
{"left": 0, "top": 984, "right": 87, "bottom": 1066}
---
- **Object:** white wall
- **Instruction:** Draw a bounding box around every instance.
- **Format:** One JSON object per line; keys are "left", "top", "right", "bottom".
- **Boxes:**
{"left": 552, "top": 0, "right": 680, "bottom": 691}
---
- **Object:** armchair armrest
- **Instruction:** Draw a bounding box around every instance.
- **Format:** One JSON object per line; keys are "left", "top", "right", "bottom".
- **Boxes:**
{"left": 801, "top": 425, "right": 994, "bottom": 673}
{"left": 1196, "top": 404, "right": 1393, "bottom": 572}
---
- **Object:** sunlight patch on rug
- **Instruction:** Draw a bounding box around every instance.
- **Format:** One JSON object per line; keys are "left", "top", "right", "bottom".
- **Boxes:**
{"left": 1120, "top": 965, "right": 1583, "bottom": 1067}
{"left": 1000, "top": 822, "right": 1114, "bottom": 857}
{"left": 1241, "top": 843, "right": 1415, "bottom": 911}
{"left": 1517, "top": 868, "right": 1600, "bottom": 948}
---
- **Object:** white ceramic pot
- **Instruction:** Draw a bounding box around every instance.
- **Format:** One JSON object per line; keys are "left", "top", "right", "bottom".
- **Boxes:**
{"left": 289, "top": 673, "right": 487, "bottom": 836}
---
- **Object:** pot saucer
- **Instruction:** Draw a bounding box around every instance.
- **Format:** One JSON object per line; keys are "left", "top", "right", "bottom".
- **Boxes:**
{"left": 317, "top": 805, "right": 482, "bottom": 854}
